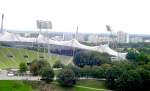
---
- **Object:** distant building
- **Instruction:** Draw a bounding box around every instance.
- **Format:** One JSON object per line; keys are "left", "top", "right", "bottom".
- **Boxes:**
{"left": 130, "top": 36, "right": 143, "bottom": 43}
{"left": 77, "top": 34, "right": 85, "bottom": 42}
{"left": 144, "top": 39, "right": 150, "bottom": 42}
{"left": 51, "top": 36, "right": 64, "bottom": 41}
{"left": 63, "top": 33, "right": 74, "bottom": 41}
{"left": 88, "top": 34, "right": 99, "bottom": 43}
{"left": 117, "top": 31, "right": 129, "bottom": 43}
{"left": 98, "top": 35, "right": 110, "bottom": 43}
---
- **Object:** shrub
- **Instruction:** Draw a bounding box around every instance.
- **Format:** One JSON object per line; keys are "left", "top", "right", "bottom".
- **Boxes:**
{"left": 57, "top": 68, "right": 76, "bottom": 86}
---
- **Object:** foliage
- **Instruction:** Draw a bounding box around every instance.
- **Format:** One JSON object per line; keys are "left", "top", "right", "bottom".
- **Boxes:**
{"left": 73, "top": 50, "right": 111, "bottom": 67}
{"left": 29, "top": 59, "right": 55, "bottom": 83}
{"left": 81, "top": 66, "right": 92, "bottom": 78}
{"left": 92, "top": 66, "right": 105, "bottom": 78}
{"left": 29, "top": 59, "right": 51, "bottom": 76}
{"left": 105, "top": 61, "right": 150, "bottom": 91}
{"left": 65, "top": 65, "right": 106, "bottom": 79}
{"left": 19, "top": 62, "right": 28, "bottom": 73}
{"left": 41, "top": 67, "right": 54, "bottom": 83}
{"left": 105, "top": 66, "right": 122, "bottom": 89}
{"left": 57, "top": 68, "right": 76, "bottom": 86}
{"left": 66, "top": 65, "right": 81, "bottom": 78}
{"left": 126, "top": 49, "right": 139, "bottom": 61}
{"left": 137, "top": 52, "right": 150, "bottom": 64}
{"left": 115, "top": 70, "right": 142, "bottom": 91}
{"left": 126, "top": 49, "right": 150, "bottom": 64}
{"left": 53, "top": 60, "right": 64, "bottom": 68}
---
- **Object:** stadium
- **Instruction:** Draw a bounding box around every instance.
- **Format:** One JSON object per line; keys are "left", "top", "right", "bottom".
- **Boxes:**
{"left": 0, "top": 31, "right": 126, "bottom": 57}
{"left": 0, "top": 32, "right": 126, "bottom": 68}
{"left": 0, "top": 19, "right": 126, "bottom": 69}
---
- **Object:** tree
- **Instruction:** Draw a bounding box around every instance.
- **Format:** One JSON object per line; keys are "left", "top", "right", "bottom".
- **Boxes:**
{"left": 126, "top": 48, "right": 150, "bottom": 65}
{"left": 105, "top": 62, "right": 128, "bottom": 89}
{"left": 57, "top": 68, "right": 76, "bottom": 86}
{"left": 73, "top": 51, "right": 111, "bottom": 67}
{"left": 126, "top": 49, "right": 139, "bottom": 61}
{"left": 81, "top": 66, "right": 92, "bottom": 78}
{"left": 137, "top": 52, "right": 150, "bottom": 65}
{"left": 101, "top": 64, "right": 111, "bottom": 76}
{"left": 41, "top": 67, "right": 54, "bottom": 83}
{"left": 19, "top": 62, "right": 28, "bottom": 73}
{"left": 137, "top": 64, "right": 150, "bottom": 90}
{"left": 29, "top": 59, "right": 51, "bottom": 76}
{"left": 53, "top": 60, "right": 64, "bottom": 68}
{"left": 115, "top": 70, "right": 142, "bottom": 91}
{"left": 92, "top": 66, "right": 105, "bottom": 78}
{"left": 66, "top": 65, "right": 81, "bottom": 79}
{"left": 29, "top": 63, "right": 38, "bottom": 76}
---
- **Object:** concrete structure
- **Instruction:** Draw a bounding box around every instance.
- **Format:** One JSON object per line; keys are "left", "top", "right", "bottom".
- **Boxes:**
{"left": 0, "top": 31, "right": 127, "bottom": 59}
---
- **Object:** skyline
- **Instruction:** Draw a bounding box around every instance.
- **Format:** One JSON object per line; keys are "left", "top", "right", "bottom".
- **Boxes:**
{"left": 0, "top": 0, "right": 150, "bottom": 34}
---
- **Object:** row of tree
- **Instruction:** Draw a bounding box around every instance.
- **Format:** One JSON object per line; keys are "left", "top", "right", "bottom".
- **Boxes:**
{"left": 18, "top": 49, "right": 150, "bottom": 90}
{"left": 73, "top": 50, "right": 111, "bottom": 67}
{"left": 126, "top": 49, "right": 150, "bottom": 64}
{"left": 71, "top": 49, "right": 150, "bottom": 91}
{"left": 19, "top": 59, "right": 77, "bottom": 86}
{"left": 54, "top": 61, "right": 150, "bottom": 91}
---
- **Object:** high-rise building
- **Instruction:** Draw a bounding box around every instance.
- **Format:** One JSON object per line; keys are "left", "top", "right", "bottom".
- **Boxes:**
{"left": 117, "top": 31, "right": 129, "bottom": 43}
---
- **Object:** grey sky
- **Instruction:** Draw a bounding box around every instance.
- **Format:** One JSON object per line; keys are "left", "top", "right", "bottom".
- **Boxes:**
{"left": 0, "top": 0, "right": 150, "bottom": 34}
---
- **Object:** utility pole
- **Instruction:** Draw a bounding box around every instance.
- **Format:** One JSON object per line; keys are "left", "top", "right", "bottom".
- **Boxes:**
{"left": 1, "top": 14, "right": 4, "bottom": 33}
{"left": 75, "top": 26, "right": 78, "bottom": 40}
{"left": 106, "top": 25, "right": 119, "bottom": 60}
{"left": 73, "top": 26, "right": 79, "bottom": 58}
{"left": 106, "top": 25, "right": 117, "bottom": 49}
{"left": 36, "top": 20, "right": 52, "bottom": 58}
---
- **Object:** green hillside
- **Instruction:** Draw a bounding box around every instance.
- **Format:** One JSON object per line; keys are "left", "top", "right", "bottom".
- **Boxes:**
{"left": 0, "top": 47, "right": 72, "bottom": 69}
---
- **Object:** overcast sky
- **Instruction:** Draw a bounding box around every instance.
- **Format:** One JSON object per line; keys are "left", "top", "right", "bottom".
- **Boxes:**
{"left": 0, "top": 0, "right": 150, "bottom": 34}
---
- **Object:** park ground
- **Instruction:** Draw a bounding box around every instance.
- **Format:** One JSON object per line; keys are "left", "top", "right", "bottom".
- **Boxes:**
{"left": 0, "top": 80, "right": 109, "bottom": 91}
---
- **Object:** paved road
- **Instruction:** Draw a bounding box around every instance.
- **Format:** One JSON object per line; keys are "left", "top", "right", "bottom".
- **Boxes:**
{"left": 0, "top": 70, "right": 106, "bottom": 81}
{"left": 0, "top": 70, "right": 112, "bottom": 91}
{"left": 0, "top": 70, "right": 40, "bottom": 80}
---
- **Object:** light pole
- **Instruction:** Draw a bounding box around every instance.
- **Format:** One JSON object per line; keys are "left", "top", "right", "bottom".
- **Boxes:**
{"left": 73, "top": 26, "right": 78, "bottom": 58}
{"left": 1, "top": 14, "right": 4, "bottom": 33}
{"left": 36, "top": 20, "right": 52, "bottom": 59}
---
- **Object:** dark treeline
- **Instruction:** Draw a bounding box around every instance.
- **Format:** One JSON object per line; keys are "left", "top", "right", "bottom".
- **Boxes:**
{"left": 71, "top": 50, "right": 150, "bottom": 91}
{"left": 117, "top": 42, "right": 150, "bottom": 48}
{"left": 73, "top": 50, "right": 111, "bottom": 67}
{"left": 26, "top": 48, "right": 150, "bottom": 91}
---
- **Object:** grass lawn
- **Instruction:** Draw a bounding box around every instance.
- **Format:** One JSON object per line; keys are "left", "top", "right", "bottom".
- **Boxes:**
{"left": 76, "top": 79, "right": 107, "bottom": 89}
{"left": 0, "top": 80, "right": 109, "bottom": 91}
{"left": 0, "top": 47, "right": 72, "bottom": 69}
{"left": 50, "top": 79, "right": 108, "bottom": 91}
{"left": 49, "top": 83, "right": 107, "bottom": 91}
{"left": 0, "top": 80, "right": 38, "bottom": 91}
